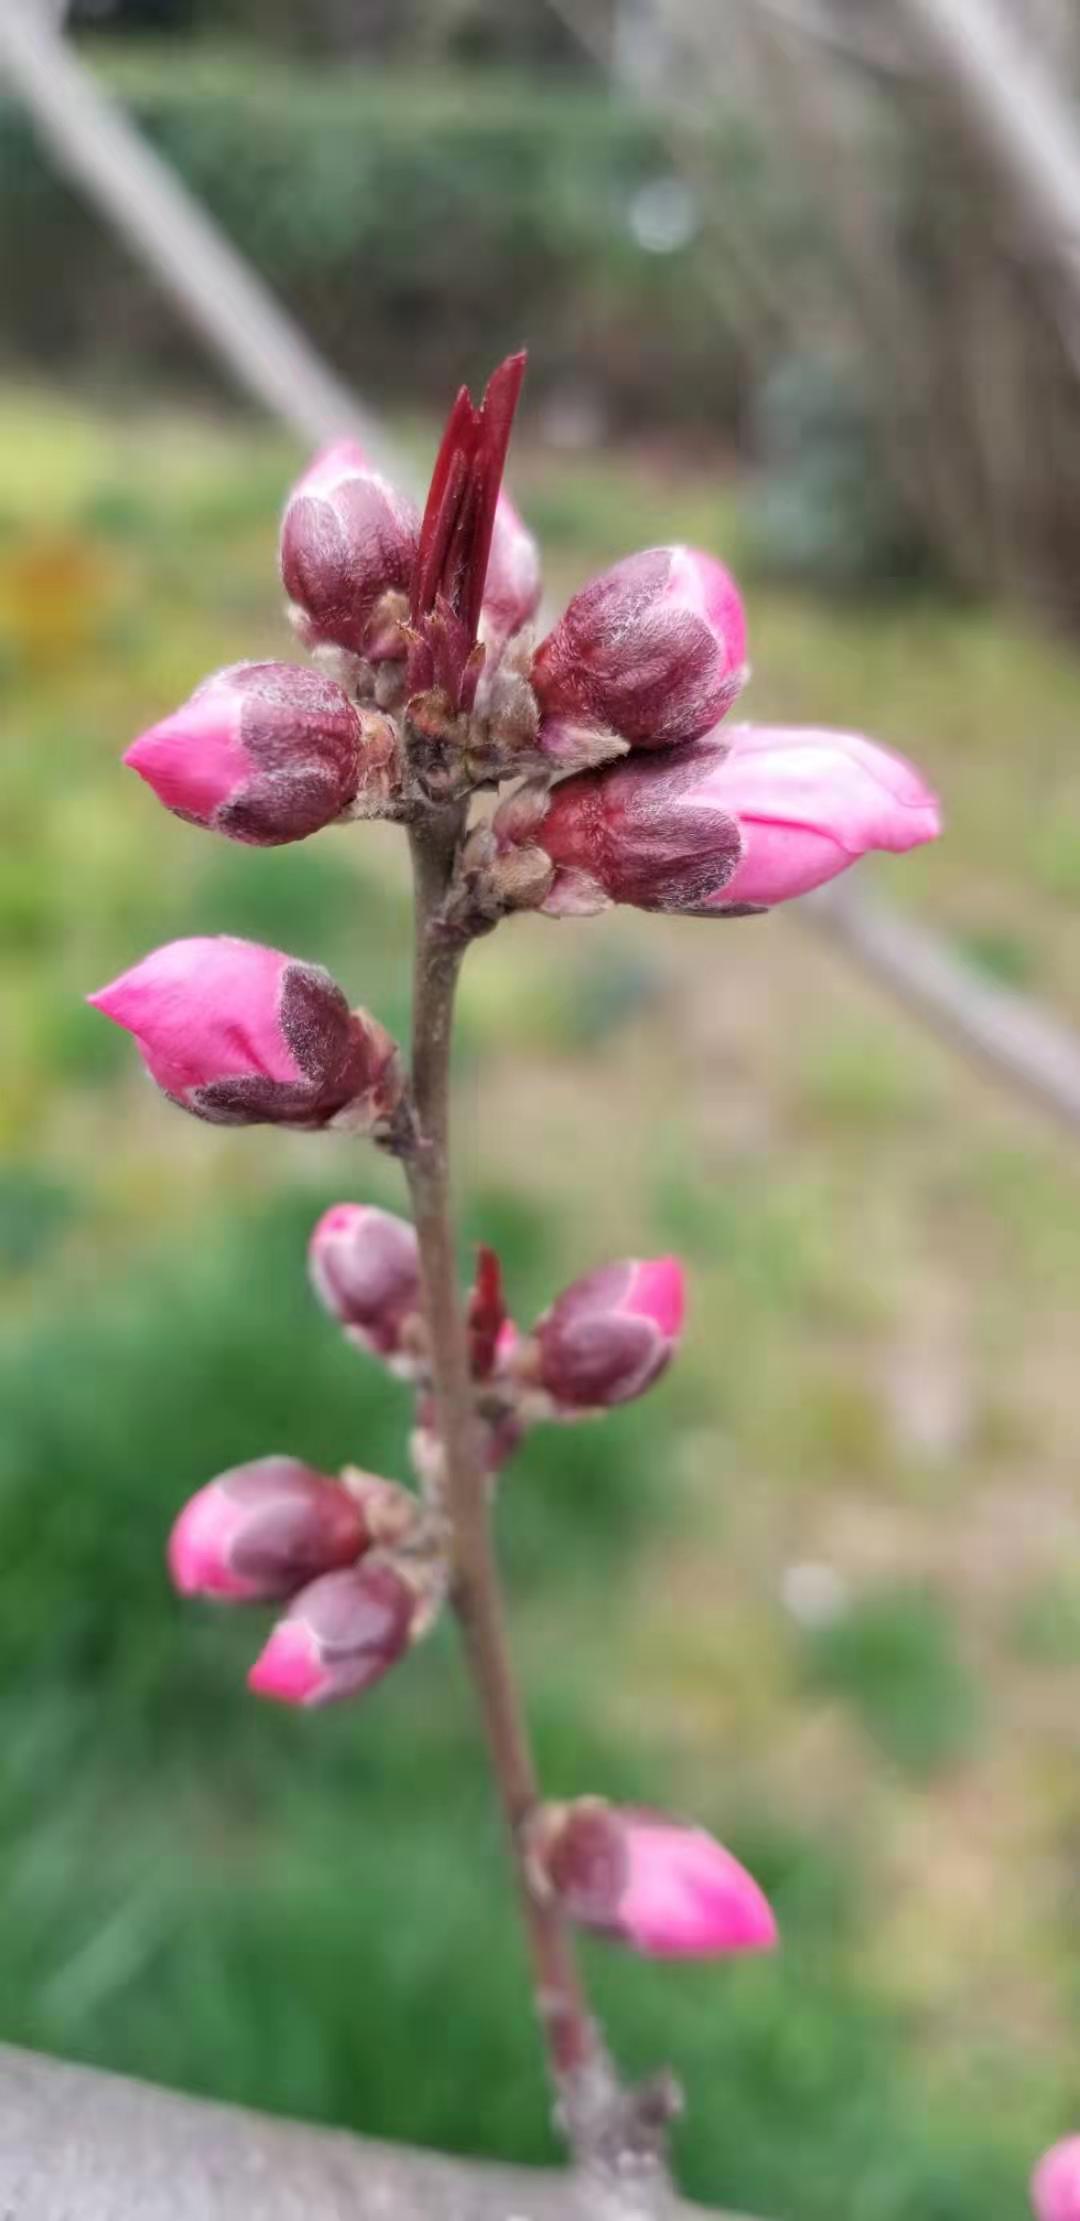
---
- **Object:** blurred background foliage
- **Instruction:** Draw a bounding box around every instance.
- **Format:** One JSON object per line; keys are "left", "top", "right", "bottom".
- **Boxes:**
{"left": 0, "top": 48, "right": 798, "bottom": 429}
{"left": 4, "top": 5, "right": 1080, "bottom": 2218}
{"left": 9, "top": 1, "right": 1080, "bottom": 628}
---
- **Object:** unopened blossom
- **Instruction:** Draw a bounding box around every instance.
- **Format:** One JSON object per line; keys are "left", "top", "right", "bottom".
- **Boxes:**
{"left": 88, "top": 936, "right": 402, "bottom": 1132}
{"left": 248, "top": 1557, "right": 433, "bottom": 1708}
{"left": 1033, "top": 2141, "right": 1080, "bottom": 2221}
{"left": 526, "top": 1800, "right": 778, "bottom": 1959}
{"left": 308, "top": 1203, "right": 423, "bottom": 1371}
{"left": 123, "top": 662, "right": 395, "bottom": 845}
{"left": 524, "top": 1256, "right": 684, "bottom": 1414}
{"left": 530, "top": 545, "right": 746, "bottom": 764}
{"left": 280, "top": 438, "right": 419, "bottom": 662}
{"left": 481, "top": 490, "right": 542, "bottom": 650}
{"left": 167, "top": 1457, "right": 368, "bottom": 1602}
{"left": 529, "top": 724, "right": 941, "bottom": 917}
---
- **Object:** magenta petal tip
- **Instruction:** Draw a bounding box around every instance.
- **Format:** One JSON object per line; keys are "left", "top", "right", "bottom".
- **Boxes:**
{"left": 248, "top": 1621, "right": 323, "bottom": 1705}
{"left": 1033, "top": 2139, "right": 1080, "bottom": 2221}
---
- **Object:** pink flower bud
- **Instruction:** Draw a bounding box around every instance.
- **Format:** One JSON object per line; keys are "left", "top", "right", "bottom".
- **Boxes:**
{"left": 308, "top": 1203, "right": 423, "bottom": 1371}
{"left": 124, "top": 662, "right": 369, "bottom": 846}
{"left": 167, "top": 1456, "right": 367, "bottom": 1601}
{"left": 88, "top": 936, "right": 402, "bottom": 1132}
{"left": 247, "top": 1558, "right": 424, "bottom": 1708}
{"left": 533, "top": 724, "right": 940, "bottom": 917}
{"left": 482, "top": 491, "right": 541, "bottom": 649}
{"left": 280, "top": 440, "right": 419, "bottom": 660}
{"left": 531, "top": 546, "right": 746, "bottom": 759}
{"left": 1033, "top": 2141, "right": 1080, "bottom": 2221}
{"left": 527, "top": 1801, "right": 778, "bottom": 1959}
{"left": 529, "top": 1256, "right": 684, "bottom": 1413}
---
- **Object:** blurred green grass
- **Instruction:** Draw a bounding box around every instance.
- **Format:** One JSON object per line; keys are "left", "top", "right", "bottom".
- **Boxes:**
{"left": 3, "top": 389, "right": 1080, "bottom": 2215}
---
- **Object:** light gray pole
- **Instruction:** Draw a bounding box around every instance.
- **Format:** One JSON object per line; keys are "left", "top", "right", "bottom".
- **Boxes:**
{"left": 894, "top": 0, "right": 1080, "bottom": 360}
{"left": 0, "top": 0, "right": 409, "bottom": 475}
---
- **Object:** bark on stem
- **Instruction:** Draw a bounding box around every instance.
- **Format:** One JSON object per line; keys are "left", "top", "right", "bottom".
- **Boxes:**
{"left": 403, "top": 809, "right": 604, "bottom": 2116}
{"left": 401, "top": 811, "right": 679, "bottom": 2206}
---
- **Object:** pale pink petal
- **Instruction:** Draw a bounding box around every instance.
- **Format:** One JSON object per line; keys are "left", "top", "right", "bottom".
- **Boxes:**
{"left": 711, "top": 725, "right": 942, "bottom": 907}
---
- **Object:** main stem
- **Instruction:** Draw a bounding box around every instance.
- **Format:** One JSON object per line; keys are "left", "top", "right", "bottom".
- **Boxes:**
{"left": 403, "top": 808, "right": 606, "bottom": 2135}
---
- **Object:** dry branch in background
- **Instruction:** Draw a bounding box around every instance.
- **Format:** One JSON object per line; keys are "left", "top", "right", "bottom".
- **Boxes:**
{"left": 0, "top": 0, "right": 391, "bottom": 462}
{"left": 729, "top": 0, "right": 1080, "bottom": 623}
{"left": 809, "top": 882, "right": 1080, "bottom": 1134}
{"left": 893, "top": 0, "right": 1080, "bottom": 355}
{"left": 0, "top": 2045, "right": 728, "bottom": 2221}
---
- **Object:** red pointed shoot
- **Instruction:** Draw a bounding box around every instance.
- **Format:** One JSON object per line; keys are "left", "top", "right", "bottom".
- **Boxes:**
{"left": 409, "top": 355, "right": 527, "bottom": 697}
{"left": 468, "top": 1243, "right": 508, "bottom": 1381}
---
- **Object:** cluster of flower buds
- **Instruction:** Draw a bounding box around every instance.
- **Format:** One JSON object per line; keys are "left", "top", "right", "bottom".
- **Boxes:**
{"left": 89, "top": 935, "right": 404, "bottom": 1136}
{"left": 308, "top": 1200, "right": 685, "bottom": 1477}
{"left": 111, "top": 362, "right": 547, "bottom": 857}
{"left": 1034, "top": 2141, "right": 1080, "bottom": 2221}
{"left": 164, "top": 1215, "right": 687, "bottom": 1719}
{"left": 93, "top": 353, "right": 941, "bottom": 1995}
{"left": 307, "top": 1209, "right": 517, "bottom": 1485}
{"left": 168, "top": 1454, "right": 439, "bottom": 1708}
{"left": 524, "top": 1799, "right": 777, "bottom": 1959}
{"left": 103, "top": 346, "right": 939, "bottom": 948}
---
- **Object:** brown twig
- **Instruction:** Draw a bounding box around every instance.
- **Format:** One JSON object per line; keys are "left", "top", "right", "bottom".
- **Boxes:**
{"left": 401, "top": 810, "right": 676, "bottom": 2202}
